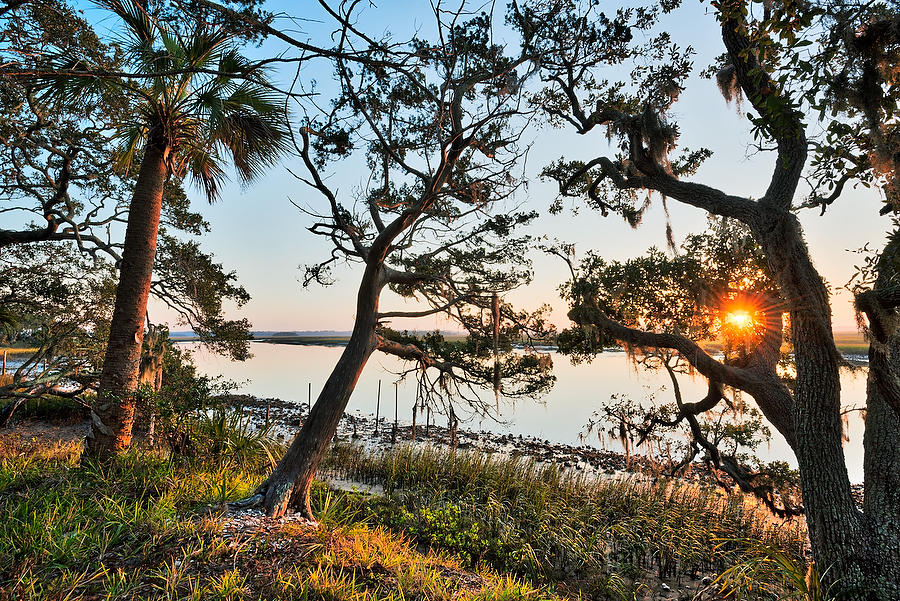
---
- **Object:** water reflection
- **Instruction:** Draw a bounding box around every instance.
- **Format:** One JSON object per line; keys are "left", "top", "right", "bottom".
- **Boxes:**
{"left": 184, "top": 341, "right": 868, "bottom": 482}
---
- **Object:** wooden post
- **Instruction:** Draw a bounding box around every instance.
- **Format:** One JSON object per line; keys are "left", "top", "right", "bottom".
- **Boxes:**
{"left": 426, "top": 406, "right": 431, "bottom": 438}
{"left": 391, "top": 382, "right": 398, "bottom": 444}
{"left": 307, "top": 382, "right": 312, "bottom": 414}
{"left": 449, "top": 410, "right": 458, "bottom": 448}
{"left": 411, "top": 403, "right": 417, "bottom": 441}
{"left": 265, "top": 400, "right": 271, "bottom": 429}
{"left": 375, "top": 379, "right": 381, "bottom": 435}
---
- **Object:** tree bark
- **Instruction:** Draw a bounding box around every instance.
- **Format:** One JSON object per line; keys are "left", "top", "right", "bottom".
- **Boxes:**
{"left": 262, "top": 262, "right": 383, "bottom": 518}
{"left": 750, "top": 209, "right": 877, "bottom": 597}
{"left": 858, "top": 250, "right": 900, "bottom": 598}
{"left": 86, "top": 131, "right": 169, "bottom": 459}
{"left": 863, "top": 341, "right": 900, "bottom": 599}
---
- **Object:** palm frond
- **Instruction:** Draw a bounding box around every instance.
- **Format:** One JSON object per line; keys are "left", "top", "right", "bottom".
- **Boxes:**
{"left": 94, "top": 0, "right": 155, "bottom": 45}
{"left": 183, "top": 27, "right": 231, "bottom": 70}
{"left": 183, "top": 145, "right": 228, "bottom": 202}
{"left": 34, "top": 56, "right": 108, "bottom": 107}
{"left": 73, "top": 0, "right": 291, "bottom": 202}
{"left": 113, "top": 121, "right": 149, "bottom": 174}
{"left": 218, "top": 111, "right": 285, "bottom": 182}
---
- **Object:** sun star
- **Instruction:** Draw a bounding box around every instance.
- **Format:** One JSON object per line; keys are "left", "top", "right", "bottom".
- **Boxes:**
{"left": 726, "top": 309, "right": 753, "bottom": 329}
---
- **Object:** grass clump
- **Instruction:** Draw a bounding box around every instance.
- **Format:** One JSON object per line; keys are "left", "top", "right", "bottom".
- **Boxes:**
{"left": 323, "top": 443, "right": 808, "bottom": 597}
{"left": 0, "top": 438, "right": 267, "bottom": 600}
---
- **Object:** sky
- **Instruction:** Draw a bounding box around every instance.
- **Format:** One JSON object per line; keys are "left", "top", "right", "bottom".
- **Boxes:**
{"left": 80, "top": 0, "right": 892, "bottom": 334}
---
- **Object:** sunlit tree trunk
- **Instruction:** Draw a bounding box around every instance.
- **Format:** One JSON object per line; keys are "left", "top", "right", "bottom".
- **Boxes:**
{"left": 86, "top": 129, "right": 169, "bottom": 459}
{"left": 752, "top": 208, "right": 896, "bottom": 597}
{"left": 262, "top": 263, "right": 383, "bottom": 518}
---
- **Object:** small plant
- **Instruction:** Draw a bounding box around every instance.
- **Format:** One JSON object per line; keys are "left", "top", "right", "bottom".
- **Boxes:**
{"left": 197, "top": 406, "right": 277, "bottom": 469}
{"left": 714, "top": 540, "right": 829, "bottom": 601}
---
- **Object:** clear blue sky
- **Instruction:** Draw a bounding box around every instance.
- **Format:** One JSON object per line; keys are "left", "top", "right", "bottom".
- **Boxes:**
{"left": 79, "top": 0, "right": 889, "bottom": 333}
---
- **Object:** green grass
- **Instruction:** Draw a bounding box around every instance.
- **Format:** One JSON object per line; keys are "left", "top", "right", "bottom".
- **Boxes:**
{"left": 322, "top": 444, "right": 808, "bottom": 597}
{"left": 0, "top": 431, "right": 563, "bottom": 601}
{"left": 0, "top": 421, "right": 814, "bottom": 601}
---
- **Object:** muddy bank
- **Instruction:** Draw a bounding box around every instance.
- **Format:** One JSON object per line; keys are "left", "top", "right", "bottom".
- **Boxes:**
{"left": 224, "top": 394, "right": 718, "bottom": 483}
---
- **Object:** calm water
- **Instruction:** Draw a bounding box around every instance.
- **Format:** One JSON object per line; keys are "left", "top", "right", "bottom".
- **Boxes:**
{"left": 185, "top": 341, "right": 869, "bottom": 482}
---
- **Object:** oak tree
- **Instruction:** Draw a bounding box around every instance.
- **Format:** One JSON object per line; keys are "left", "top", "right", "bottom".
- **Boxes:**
{"left": 518, "top": 0, "right": 900, "bottom": 595}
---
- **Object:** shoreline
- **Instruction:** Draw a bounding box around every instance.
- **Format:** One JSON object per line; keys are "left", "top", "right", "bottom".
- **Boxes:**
{"left": 222, "top": 393, "right": 864, "bottom": 508}
{"left": 224, "top": 394, "right": 741, "bottom": 486}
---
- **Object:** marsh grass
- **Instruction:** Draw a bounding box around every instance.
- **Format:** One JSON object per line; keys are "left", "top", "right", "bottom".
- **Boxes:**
{"left": 323, "top": 443, "right": 808, "bottom": 595}
{"left": 0, "top": 346, "right": 38, "bottom": 356}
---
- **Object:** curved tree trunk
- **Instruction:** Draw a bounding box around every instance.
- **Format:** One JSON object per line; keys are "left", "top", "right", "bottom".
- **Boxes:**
{"left": 86, "top": 132, "right": 169, "bottom": 459}
{"left": 262, "top": 263, "right": 384, "bottom": 518}
{"left": 752, "top": 210, "right": 883, "bottom": 597}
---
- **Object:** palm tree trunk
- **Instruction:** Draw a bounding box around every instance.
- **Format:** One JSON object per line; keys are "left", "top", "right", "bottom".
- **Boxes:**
{"left": 86, "top": 132, "right": 169, "bottom": 459}
{"left": 262, "top": 263, "right": 383, "bottom": 518}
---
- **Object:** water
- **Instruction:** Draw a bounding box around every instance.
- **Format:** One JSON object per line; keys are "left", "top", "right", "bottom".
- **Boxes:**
{"left": 185, "top": 341, "right": 869, "bottom": 482}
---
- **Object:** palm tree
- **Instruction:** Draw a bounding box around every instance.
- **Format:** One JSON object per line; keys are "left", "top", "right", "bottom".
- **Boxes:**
{"left": 70, "top": 0, "right": 287, "bottom": 458}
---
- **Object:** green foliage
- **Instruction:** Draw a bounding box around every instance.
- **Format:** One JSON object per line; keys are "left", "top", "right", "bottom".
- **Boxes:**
{"left": 0, "top": 242, "right": 116, "bottom": 399}
{"left": 17, "top": 395, "right": 89, "bottom": 422}
{"left": 0, "top": 438, "right": 565, "bottom": 601}
{"left": 558, "top": 217, "right": 776, "bottom": 365}
{"left": 154, "top": 235, "right": 252, "bottom": 360}
{"left": 195, "top": 407, "right": 277, "bottom": 469}
{"left": 139, "top": 341, "right": 247, "bottom": 456}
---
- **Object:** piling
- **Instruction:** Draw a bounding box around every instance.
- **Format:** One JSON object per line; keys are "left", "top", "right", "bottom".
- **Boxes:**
{"left": 307, "top": 382, "right": 312, "bottom": 414}
{"left": 411, "top": 403, "right": 417, "bottom": 441}
{"left": 375, "top": 379, "right": 381, "bottom": 435}
{"left": 265, "top": 400, "right": 271, "bottom": 429}
{"left": 391, "top": 382, "right": 398, "bottom": 444}
{"left": 449, "top": 413, "right": 458, "bottom": 448}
